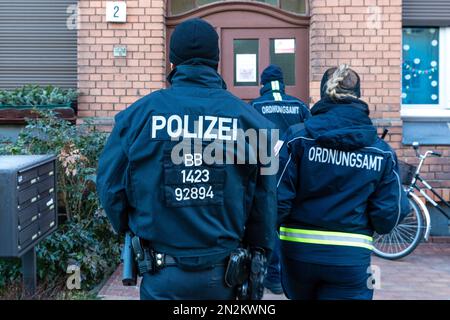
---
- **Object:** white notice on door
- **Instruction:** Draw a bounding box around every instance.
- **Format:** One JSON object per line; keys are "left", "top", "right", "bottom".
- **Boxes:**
{"left": 274, "top": 39, "right": 295, "bottom": 54}
{"left": 236, "top": 54, "right": 257, "bottom": 83}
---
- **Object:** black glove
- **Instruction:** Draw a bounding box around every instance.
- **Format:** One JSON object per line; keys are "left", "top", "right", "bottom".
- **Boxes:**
{"left": 237, "top": 248, "right": 267, "bottom": 300}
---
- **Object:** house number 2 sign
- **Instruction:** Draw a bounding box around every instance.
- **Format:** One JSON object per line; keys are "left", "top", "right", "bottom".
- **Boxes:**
{"left": 106, "top": 2, "right": 127, "bottom": 23}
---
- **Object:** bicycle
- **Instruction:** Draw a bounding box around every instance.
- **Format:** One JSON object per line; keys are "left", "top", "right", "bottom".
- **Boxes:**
{"left": 373, "top": 141, "right": 450, "bottom": 260}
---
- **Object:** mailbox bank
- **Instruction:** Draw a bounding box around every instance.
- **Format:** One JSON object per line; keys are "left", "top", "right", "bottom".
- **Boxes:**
{"left": 0, "top": 155, "right": 58, "bottom": 294}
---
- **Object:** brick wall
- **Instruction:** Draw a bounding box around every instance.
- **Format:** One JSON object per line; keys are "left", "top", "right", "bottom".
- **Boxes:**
{"left": 310, "top": 0, "right": 449, "bottom": 201}
{"left": 77, "top": 0, "right": 166, "bottom": 126}
{"left": 309, "top": 0, "right": 403, "bottom": 134}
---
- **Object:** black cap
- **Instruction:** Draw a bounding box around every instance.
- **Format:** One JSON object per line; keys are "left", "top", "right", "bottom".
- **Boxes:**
{"left": 169, "top": 18, "right": 220, "bottom": 69}
{"left": 261, "top": 64, "right": 284, "bottom": 85}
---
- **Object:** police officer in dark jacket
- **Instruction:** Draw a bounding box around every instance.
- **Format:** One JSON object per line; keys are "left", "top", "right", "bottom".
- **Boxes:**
{"left": 96, "top": 18, "right": 277, "bottom": 300}
{"left": 251, "top": 65, "right": 310, "bottom": 137}
{"left": 277, "top": 65, "right": 410, "bottom": 300}
{"left": 251, "top": 65, "right": 310, "bottom": 294}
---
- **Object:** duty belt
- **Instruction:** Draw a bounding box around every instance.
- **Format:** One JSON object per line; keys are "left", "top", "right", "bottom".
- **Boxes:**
{"left": 279, "top": 227, "right": 374, "bottom": 251}
{"left": 131, "top": 236, "right": 178, "bottom": 275}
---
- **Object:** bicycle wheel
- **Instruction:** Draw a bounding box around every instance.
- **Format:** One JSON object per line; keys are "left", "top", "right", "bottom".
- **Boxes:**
{"left": 373, "top": 196, "right": 424, "bottom": 260}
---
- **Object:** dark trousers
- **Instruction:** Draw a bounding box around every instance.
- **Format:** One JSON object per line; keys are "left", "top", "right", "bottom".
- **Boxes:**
{"left": 280, "top": 256, "right": 373, "bottom": 300}
{"left": 265, "top": 237, "right": 281, "bottom": 285}
{"left": 140, "top": 264, "right": 236, "bottom": 300}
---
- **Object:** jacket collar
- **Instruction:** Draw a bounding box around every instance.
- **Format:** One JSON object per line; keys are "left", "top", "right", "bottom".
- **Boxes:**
{"left": 305, "top": 97, "right": 377, "bottom": 151}
{"left": 311, "top": 96, "right": 370, "bottom": 117}
{"left": 260, "top": 80, "right": 285, "bottom": 96}
{"left": 167, "top": 65, "right": 227, "bottom": 89}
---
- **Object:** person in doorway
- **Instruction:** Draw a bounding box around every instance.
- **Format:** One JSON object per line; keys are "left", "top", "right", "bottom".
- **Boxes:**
{"left": 97, "top": 18, "right": 277, "bottom": 300}
{"left": 251, "top": 64, "right": 310, "bottom": 137}
{"left": 250, "top": 64, "right": 310, "bottom": 294}
{"left": 276, "top": 64, "right": 410, "bottom": 300}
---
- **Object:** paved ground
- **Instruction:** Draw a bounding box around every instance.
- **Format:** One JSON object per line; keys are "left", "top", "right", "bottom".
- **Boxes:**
{"left": 98, "top": 243, "right": 450, "bottom": 300}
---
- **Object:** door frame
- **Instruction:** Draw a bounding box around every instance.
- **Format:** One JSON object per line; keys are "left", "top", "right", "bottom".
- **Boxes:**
{"left": 166, "top": 1, "right": 310, "bottom": 26}
{"left": 165, "top": 1, "right": 310, "bottom": 99}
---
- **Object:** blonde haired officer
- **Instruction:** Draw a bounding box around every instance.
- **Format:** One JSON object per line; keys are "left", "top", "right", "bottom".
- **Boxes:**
{"left": 277, "top": 65, "right": 410, "bottom": 300}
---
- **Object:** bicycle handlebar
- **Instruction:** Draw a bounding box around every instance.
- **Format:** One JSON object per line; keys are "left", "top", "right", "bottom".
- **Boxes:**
{"left": 431, "top": 151, "right": 442, "bottom": 157}
{"left": 410, "top": 141, "right": 442, "bottom": 159}
{"left": 422, "top": 150, "right": 442, "bottom": 159}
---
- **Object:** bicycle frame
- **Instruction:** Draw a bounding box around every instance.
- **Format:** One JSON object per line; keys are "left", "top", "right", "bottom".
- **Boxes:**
{"left": 413, "top": 177, "right": 450, "bottom": 220}
{"left": 407, "top": 190, "right": 431, "bottom": 241}
{"left": 405, "top": 149, "right": 450, "bottom": 240}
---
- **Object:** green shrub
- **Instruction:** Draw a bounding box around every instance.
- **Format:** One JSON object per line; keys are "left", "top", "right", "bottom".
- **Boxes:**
{"left": 1, "top": 110, "right": 105, "bottom": 221}
{"left": 0, "top": 111, "right": 120, "bottom": 294}
{"left": 36, "top": 213, "right": 121, "bottom": 289}
{"left": 0, "top": 85, "right": 78, "bottom": 107}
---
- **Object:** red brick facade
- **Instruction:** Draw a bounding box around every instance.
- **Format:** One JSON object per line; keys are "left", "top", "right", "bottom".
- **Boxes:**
{"left": 76, "top": 0, "right": 450, "bottom": 200}
{"left": 77, "top": 0, "right": 166, "bottom": 122}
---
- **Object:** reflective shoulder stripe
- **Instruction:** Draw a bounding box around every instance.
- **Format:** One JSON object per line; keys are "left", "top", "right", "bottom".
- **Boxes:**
{"left": 273, "top": 92, "right": 282, "bottom": 101}
{"left": 271, "top": 80, "right": 280, "bottom": 91}
{"left": 279, "top": 227, "right": 374, "bottom": 251}
{"left": 270, "top": 81, "right": 282, "bottom": 101}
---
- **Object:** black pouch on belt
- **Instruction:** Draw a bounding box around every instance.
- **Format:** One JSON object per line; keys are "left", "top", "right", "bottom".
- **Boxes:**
{"left": 224, "top": 248, "right": 250, "bottom": 288}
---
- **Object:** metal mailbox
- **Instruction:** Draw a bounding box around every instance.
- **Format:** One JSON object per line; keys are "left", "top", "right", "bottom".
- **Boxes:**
{"left": 0, "top": 155, "right": 58, "bottom": 258}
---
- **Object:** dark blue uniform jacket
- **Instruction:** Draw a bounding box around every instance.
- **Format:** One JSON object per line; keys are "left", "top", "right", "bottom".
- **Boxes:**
{"left": 97, "top": 65, "right": 277, "bottom": 270}
{"left": 277, "top": 97, "right": 410, "bottom": 266}
{"left": 251, "top": 81, "right": 310, "bottom": 137}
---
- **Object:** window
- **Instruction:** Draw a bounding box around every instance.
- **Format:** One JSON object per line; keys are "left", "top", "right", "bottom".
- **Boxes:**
{"left": 234, "top": 39, "right": 259, "bottom": 86}
{"left": 170, "top": 0, "right": 196, "bottom": 15}
{"left": 168, "top": 0, "right": 307, "bottom": 16}
{"left": 279, "top": 0, "right": 306, "bottom": 14}
{"left": 401, "top": 27, "right": 450, "bottom": 118}
{"left": 402, "top": 28, "right": 439, "bottom": 105}
{"left": 270, "top": 38, "right": 296, "bottom": 85}
{"left": 255, "top": 0, "right": 278, "bottom": 5}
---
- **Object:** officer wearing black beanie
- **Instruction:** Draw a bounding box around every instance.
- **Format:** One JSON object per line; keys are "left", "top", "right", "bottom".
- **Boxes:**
{"left": 97, "top": 18, "right": 277, "bottom": 300}
{"left": 169, "top": 18, "right": 220, "bottom": 70}
{"left": 251, "top": 64, "right": 310, "bottom": 138}
{"left": 250, "top": 64, "right": 310, "bottom": 295}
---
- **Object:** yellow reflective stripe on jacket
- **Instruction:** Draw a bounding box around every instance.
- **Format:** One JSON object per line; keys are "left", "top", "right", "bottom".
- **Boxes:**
{"left": 279, "top": 227, "right": 374, "bottom": 251}
{"left": 280, "top": 227, "right": 373, "bottom": 241}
